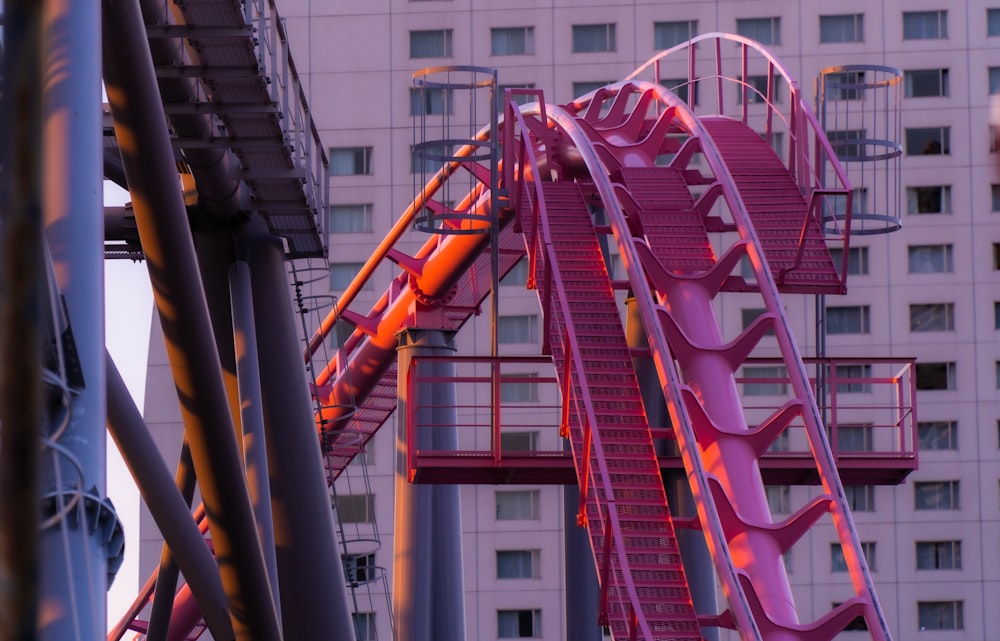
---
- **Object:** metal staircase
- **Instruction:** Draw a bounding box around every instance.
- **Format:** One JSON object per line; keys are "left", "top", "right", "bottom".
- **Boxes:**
{"left": 521, "top": 180, "right": 702, "bottom": 640}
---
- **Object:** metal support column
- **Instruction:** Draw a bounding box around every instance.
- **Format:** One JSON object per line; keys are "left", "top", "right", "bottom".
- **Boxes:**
{"left": 626, "top": 296, "right": 718, "bottom": 640}
{"left": 105, "top": 354, "right": 234, "bottom": 641}
{"left": 563, "top": 480, "right": 602, "bottom": 641}
{"left": 246, "top": 227, "right": 354, "bottom": 641}
{"left": 229, "top": 249, "right": 280, "bottom": 618}
{"left": 38, "top": 2, "right": 123, "bottom": 640}
{"left": 102, "top": 1, "right": 281, "bottom": 638}
{"left": 394, "top": 328, "right": 466, "bottom": 641}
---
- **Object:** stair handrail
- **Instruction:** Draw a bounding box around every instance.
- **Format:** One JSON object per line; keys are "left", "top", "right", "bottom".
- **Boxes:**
{"left": 504, "top": 97, "right": 656, "bottom": 640}
{"left": 626, "top": 32, "right": 853, "bottom": 275}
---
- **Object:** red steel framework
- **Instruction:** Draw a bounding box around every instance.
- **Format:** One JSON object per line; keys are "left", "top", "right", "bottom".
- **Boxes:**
{"left": 106, "top": 25, "right": 918, "bottom": 641}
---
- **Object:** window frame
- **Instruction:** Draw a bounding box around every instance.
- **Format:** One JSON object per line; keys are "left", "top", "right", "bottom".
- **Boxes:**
{"left": 328, "top": 203, "right": 374, "bottom": 234}
{"left": 653, "top": 20, "right": 698, "bottom": 49}
{"left": 409, "top": 28, "right": 454, "bottom": 58}
{"left": 497, "top": 315, "right": 539, "bottom": 344}
{"left": 736, "top": 16, "right": 781, "bottom": 45}
{"left": 916, "top": 540, "right": 962, "bottom": 569}
{"left": 334, "top": 493, "right": 376, "bottom": 523}
{"left": 819, "top": 14, "right": 864, "bottom": 43}
{"left": 917, "top": 601, "right": 964, "bottom": 630}
{"left": 907, "top": 244, "right": 954, "bottom": 274}
{"left": 904, "top": 126, "right": 950, "bottom": 155}
{"left": 914, "top": 480, "right": 960, "bottom": 510}
{"left": 495, "top": 489, "right": 541, "bottom": 520}
{"left": 917, "top": 421, "right": 958, "bottom": 450}
{"left": 571, "top": 23, "right": 617, "bottom": 53}
{"left": 498, "top": 608, "right": 542, "bottom": 638}
{"left": 826, "top": 305, "right": 871, "bottom": 335}
{"left": 903, "top": 10, "right": 948, "bottom": 40}
{"left": 329, "top": 146, "right": 373, "bottom": 176}
{"left": 915, "top": 361, "right": 956, "bottom": 390}
{"left": 909, "top": 303, "right": 955, "bottom": 332}
{"left": 496, "top": 549, "right": 541, "bottom": 579}
{"left": 904, "top": 68, "right": 949, "bottom": 98}
{"left": 491, "top": 26, "right": 535, "bottom": 56}
{"left": 905, "top": 185, "right": 951, "bottom": 214}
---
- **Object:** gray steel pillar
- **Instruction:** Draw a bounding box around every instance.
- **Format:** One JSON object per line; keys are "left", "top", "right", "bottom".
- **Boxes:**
{"left": 245, "top": 227, "right": 353, "bottom": 641}
{"left": 394, "top": 328, "right": 466, "bottom": 641}
{"left": 105, "top": 353, "right": 233, "bottom": 641}
{"left": 625, "top": 296, "right": 718, "bottom": 640}
{"left": 563, "top": 479, "right": 603, "bottom": 641}
{"left": 38, "top": 2, "right": 122, "bottom": 640}
{"left": 102, "top": 1, "right": 281, "bottom": 637}
{"left": 0, "top": 3, "right": 44, "bottom": 639}
{"left": 229, "top": 253, "right": 280, "bottom": 617}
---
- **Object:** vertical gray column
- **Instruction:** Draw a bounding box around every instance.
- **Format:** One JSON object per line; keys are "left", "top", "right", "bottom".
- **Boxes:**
{"left": 246, "top": 228, "right": 353, "bottom": 641}
{"left": 563, "top": 480, "right": 602, "bottom": 641}
{"left": 394, "top": 328, "right": 466, "bottom": 641}
{"left": 625, "top": 296, "right": 718, "bottom": 641}
{"left": 38, "top": 2, "right": 121, "bottom": 640}
{"left": 229, "top": 254, "right": 281, "bottom": 616}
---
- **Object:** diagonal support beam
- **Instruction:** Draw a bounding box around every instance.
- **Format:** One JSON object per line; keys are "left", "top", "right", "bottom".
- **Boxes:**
{"left": 101, "top": 1, "right": 281, "bottom": 639}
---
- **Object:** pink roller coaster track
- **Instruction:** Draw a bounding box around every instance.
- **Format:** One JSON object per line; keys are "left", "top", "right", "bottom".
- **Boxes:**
{"left": 114, "top": 33, "right": 916, "bottom": 641}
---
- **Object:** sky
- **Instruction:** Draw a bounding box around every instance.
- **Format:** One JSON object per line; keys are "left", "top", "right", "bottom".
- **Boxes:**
{"left": 103, "top": 183, "right": 152, "bottom": 626}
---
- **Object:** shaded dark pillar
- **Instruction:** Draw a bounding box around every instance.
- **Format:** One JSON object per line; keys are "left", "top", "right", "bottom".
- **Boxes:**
{"left": 246, "top": 227, "right": 354, "bottom": 641}
{"left": 394, "top": 328, "right": 466, "bottom": 641}
{"left": 626, "top": 295, "right": 718, "bottom": 640}
{"left": 564, "top": 479, "right": 603, "bottom": 641}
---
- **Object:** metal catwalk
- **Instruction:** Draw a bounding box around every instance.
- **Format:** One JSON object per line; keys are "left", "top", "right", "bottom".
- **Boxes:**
{"left": 0, "top": 0, "right": 916, "bottom": 638}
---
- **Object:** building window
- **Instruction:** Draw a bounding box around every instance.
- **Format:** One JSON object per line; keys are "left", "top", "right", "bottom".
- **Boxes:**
{"left": 572, "top": 23, "right": 616, "bottom": 53}
{"left": 765, "top": 485, "right": 790, "bottom": 513}
{"left": 907, "top": 244, "right": 953, "bottom": 273}
{"left": 828, "top": 188, "right": 868, "bottom": 218}
{"left": 991, "top": 9, "right": 1000, "bottom": 36}
{"left": 827, "top": 129, "right": 865, "bottom": 161}
{"left": 767, "top": 429, "right": 790, "bottom": 452}
{"left": 994, "top": 243, "right": 1000, "bottom": 269}
{"left": 329, "top": 146, "right": 372, "bottom": 176}
{"left": 329, "top": 204, "right": 373, "bottom": 234}
{"left": 905, "top": 127, "right": 950, "bottom": 155}
{"left": 654, "top": 20, "right": 697, "bottom": 49}
{"left": 661, "top": 77, "right": 698, "bottom": 105}
{"left": 343, "top": 552, "right": 377, "bottom": 586}
{"left": 334, "top": 493, "right": 375, "bottom": 523}
{"left": 330, "top": 262, "right": 372, "bottom": 292}
{"left": 915, "top": 362, "right": 956, "bottom": 390}
{"left": 736, "top": 17, "right": 781, "bottom": 45}
{"left": 498, "top": 83, "right": 537, "bottom": 111}
{"left": 844, "top": 485, "right": 875, "bottom": 511}
{"left": 819, "top": 14, "right": 864, "bottom": 43}
{"left": 992, "top": 185, "right": 1000, "bottom": 211}
{"left": 991, "top": 67, "right": 1000, "bottom": 95}
{"left": 829, "top": 246, "right": 869, "bottom": 275}
{"left": 826, "top": 306, "right": 870, "bottom": 334}
{"left": 906, "top": 185, "right": 951, "bottom": 214}
{"left": 832, "top": 603, "right": 869, "bottom": 631}
{"left": 918, "top": 421, "right": 958, "bottom": 450}
{"left": 410, "top": 29, "right": 453, "bottom": 58}
{"left": 741, "top": 307, "right": 770, "bottom": 331}
{"left": 497, "top": 550, "right": 541, "bottom": 579}
{"left": 904, "top": 69, "right": 949, "bottom": 97}
{"left": 739, "top": 75, "right": 783, "bottom": 104}
{"left": 909, "top": 303, "right": 954, "bottom": 331}
{"left": 995, "top": 302, "right": 1000, "bottom": 329}
{"left": 501, "top": 431, "right": 539, "bottom": 451}
{"left": 823, "top": 70, "right": 866, "bottom": 100}
{"left": 903, "top": 11, "right": 947, "bottom": 40}
{"left": 914, "top": 481, "right": 959, "bottom": 510}
{"left": 917, "top": 601, "right": 963, "bottom": 630}
{"left": 831, "top": 541, "right": 876, "bottom": 572}
{"left": 498, "top": 609, "right": 541, "bottom": 638}
{"left": 412, "top": 142, "right": 452, "bottom": 174}
{"left": 500, "top": 373, "right": 539, "bottom": 403}
{"left": 496, "top": 490, "right": 540, "bottom": 520}
{"left": 836, "top": 423, "right": 873, "bottom": 450}
{"left": 572, "top": 80, "right": 611, "bottom": 97}
{"left": 501, "top": 257, "right": 529, "bottom": 286}
{"left": 410, "top": 87, "right": 452, "bottom": 116}
{"left": 352, "top": 612, "right": 377, "bottom": 641}
{"left": 492, "top": 27, "right": 535, "bottom": 56}
{"left": 498, "top": 315, "right": 538, "bottom": 344}
{"left": 743, "top": 365, "right": 787, "bottom": 396}
{"left": 916, "top": 540, "right": 961, "bottom": 569}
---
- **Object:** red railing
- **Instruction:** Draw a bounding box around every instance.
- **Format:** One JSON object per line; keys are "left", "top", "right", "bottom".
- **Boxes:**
{"left": 627, "top": 32, "right": 855, "bottom": 283}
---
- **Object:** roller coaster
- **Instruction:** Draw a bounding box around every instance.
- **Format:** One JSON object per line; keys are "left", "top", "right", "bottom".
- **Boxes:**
{"left": 2, "top": 1, "right": 916, "bottom": 640}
